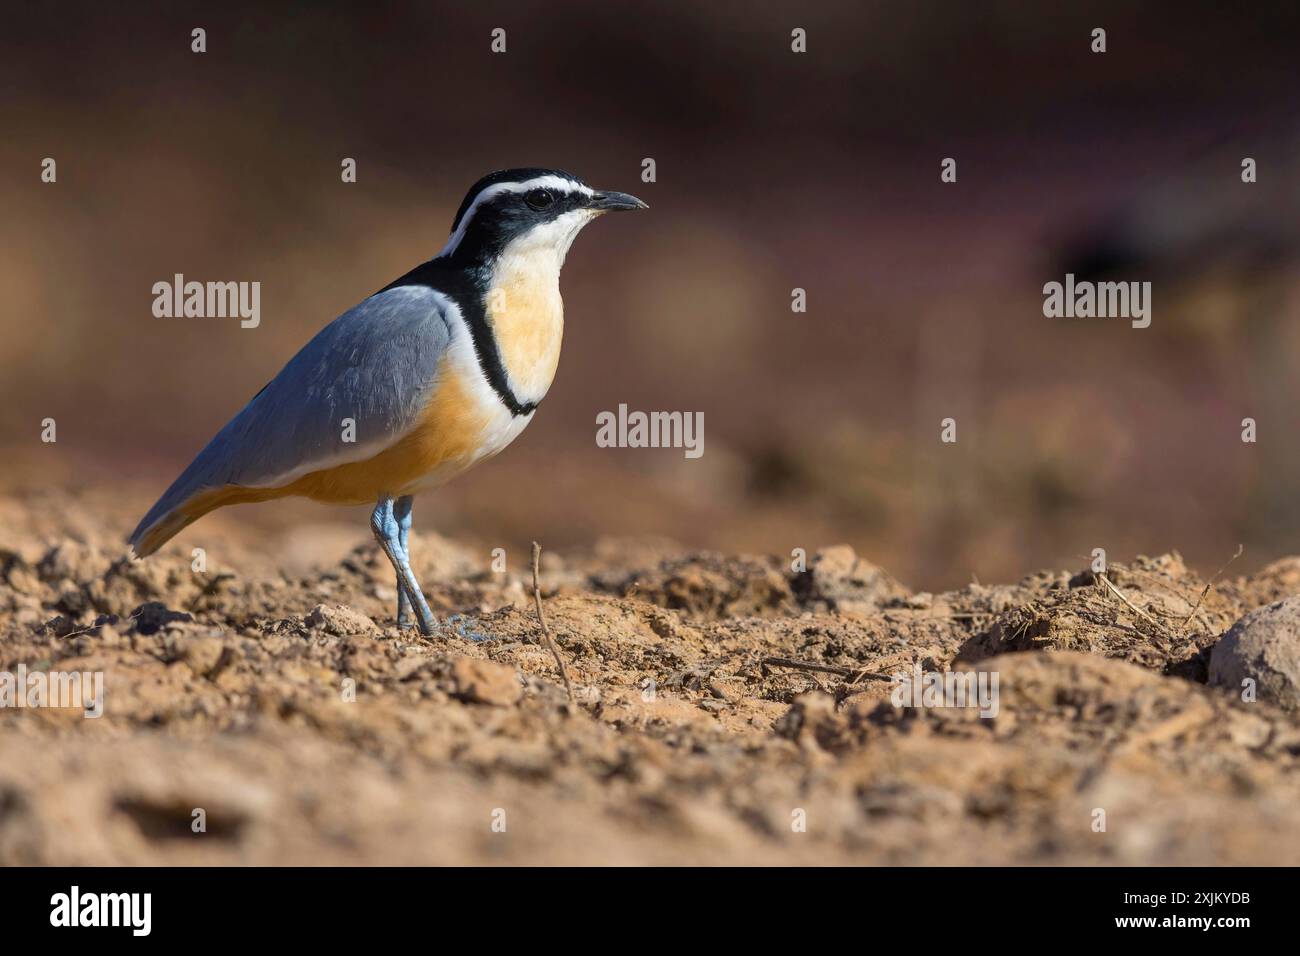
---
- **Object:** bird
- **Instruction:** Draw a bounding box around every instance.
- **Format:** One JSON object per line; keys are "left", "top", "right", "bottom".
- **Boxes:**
{"left": 128, "top": 167, "right": 646, "bottom": 636}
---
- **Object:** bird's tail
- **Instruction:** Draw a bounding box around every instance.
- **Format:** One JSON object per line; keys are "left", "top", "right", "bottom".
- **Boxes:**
{"left": 128, "top": 465, "right": 222, "bottom": 558}
{"left": 128, "top": 504, "right": 204, "bottom": 559}
{"left": 129, "top": 476, "right": 284, "bottom": 557}
{"left": 128, "top": 439, "right": 245, "bottom": 557}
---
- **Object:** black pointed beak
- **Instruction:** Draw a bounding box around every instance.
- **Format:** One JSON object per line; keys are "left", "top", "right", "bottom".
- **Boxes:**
{"left": 589, "top": 190, "right": 648, "bottom": 211}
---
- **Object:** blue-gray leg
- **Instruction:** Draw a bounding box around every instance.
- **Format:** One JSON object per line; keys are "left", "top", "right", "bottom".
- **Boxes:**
{"left": 394, "top": 495, "right": 415, "bottom": 628}
{"left": 370, "top": 495, "right": 436, "bottom": 636}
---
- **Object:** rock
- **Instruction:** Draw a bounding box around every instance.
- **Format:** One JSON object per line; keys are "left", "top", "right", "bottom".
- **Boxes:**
{"left": 985, "top": 585, "right": 1020, "bottom": 615}
{"left": 1236, "top": 558, "right": 1300, "bottom": 608}
{"left": 3, "top": 558, "right": 43, "bottom": 596}
{"left": 178, "top": 635, "right": 226, "bottom": 678}
{"left": 130, "top": 602, "right": 194, "bottom": 636}
{"left": 450, "top": 657, "right": 521, "bottom": 706}
{"left": 56, "top": 588, "right": 91, "bottom": 615}
{"left": 1226, "top": 712, "right": 1271, "bottom": 748}
{"left": 499, "top": 579, "right": 527, "bottom": 608}
{"left": 36, "top": 542, "right": 111, "bottom": 587}
{"left": 306, "top": 604, "right": 377, "bottom": 637}
{"left": 708, "top": 680, "right": 740, "bottom": 701}
{"left": 795, "top": 545, "right": 908, "bottom": 614}
{"left": 394, "top": 655, "right": 432, "bottom": 681}
{"left": 773, "top": 690, "right": 846, "bottom": 752}
{"left": 626, "top": 552, "right": 794, "bottom": 619}
{"left": 37, "top": 614, "right": 79, "bottom": 638}
{"left": 1210, "top": 598, "right": 1300, "bottom": 711}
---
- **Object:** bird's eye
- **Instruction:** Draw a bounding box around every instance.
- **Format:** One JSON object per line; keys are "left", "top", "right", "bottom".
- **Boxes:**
{"left": 525, "top": 188, "right": 555, "bottom": 210}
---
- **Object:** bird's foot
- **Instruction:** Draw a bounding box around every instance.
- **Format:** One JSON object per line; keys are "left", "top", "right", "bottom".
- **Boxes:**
{"left": 396, "top": 585, "right": 414, "bottom": 629}
{"left": 399, "top": 593, "right": 437, "bottom": 636}
{"left": 372, "top": 495, "right": 438, "bottom": 637}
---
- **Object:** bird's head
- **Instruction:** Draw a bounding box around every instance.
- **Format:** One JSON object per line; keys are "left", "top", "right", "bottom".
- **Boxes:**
{"left": 439, "top": 167, "right": 646, "bottom": 269}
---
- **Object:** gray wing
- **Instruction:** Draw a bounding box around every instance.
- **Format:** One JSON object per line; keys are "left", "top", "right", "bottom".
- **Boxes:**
{"left": 210, "top": 283, "right": 453, "bottom": 486}
{"left": 130, "top": 284, "right": 452, "bottom": 548}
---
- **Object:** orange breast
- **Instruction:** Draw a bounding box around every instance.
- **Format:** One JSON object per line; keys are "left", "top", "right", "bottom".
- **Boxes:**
{"left": 283, "top": 359, "right": 492, "bottom": 503}
{"left": 485, "top": 252, "right": 565, "bottom": 401}
{"left": 173, "top": 358, "right": 493, "bottom": 524}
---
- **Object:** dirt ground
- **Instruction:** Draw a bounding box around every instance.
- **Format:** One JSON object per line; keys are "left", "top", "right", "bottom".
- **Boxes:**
{"left": 2, "top": 486, "right": 1299, "bottom": 866}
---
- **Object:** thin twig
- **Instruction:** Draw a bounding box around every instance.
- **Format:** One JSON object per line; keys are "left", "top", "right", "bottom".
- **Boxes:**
{"left": 761, "top": 656, "right": 893, "bottom": 683}
{"left": 1179, "top": 543, "right": 1244, "bottom": 632}
{"left": 55, "top": 608, "right": 142, "bottom": 640}
{"left": 1097, "top": 572, "right": 1160, "bottom": 626}
{"left": 531, "top": 541, "right": 574, "bottom": 705}
{"left": 883, "top": 611, "right": 991, "bottom": 623}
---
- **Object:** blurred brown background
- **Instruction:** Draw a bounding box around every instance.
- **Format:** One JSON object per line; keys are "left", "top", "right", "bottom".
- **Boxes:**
{"left": 3, "top": 0, "right": 1299, "bottom": 589}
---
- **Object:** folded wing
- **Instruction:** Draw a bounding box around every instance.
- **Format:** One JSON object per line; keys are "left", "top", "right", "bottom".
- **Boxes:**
{"left": 129, "top": 284, "right": 453, "bottom": 555}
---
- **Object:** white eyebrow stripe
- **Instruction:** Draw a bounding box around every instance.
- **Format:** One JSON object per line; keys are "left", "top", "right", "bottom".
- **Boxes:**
{"left": 439, "top": 175, "right": 594, "bottom": 257}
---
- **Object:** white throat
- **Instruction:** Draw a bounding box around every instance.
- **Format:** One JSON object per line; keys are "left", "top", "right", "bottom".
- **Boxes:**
{"left": 503, "top": 208, "right": 600, "bottom": 274}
